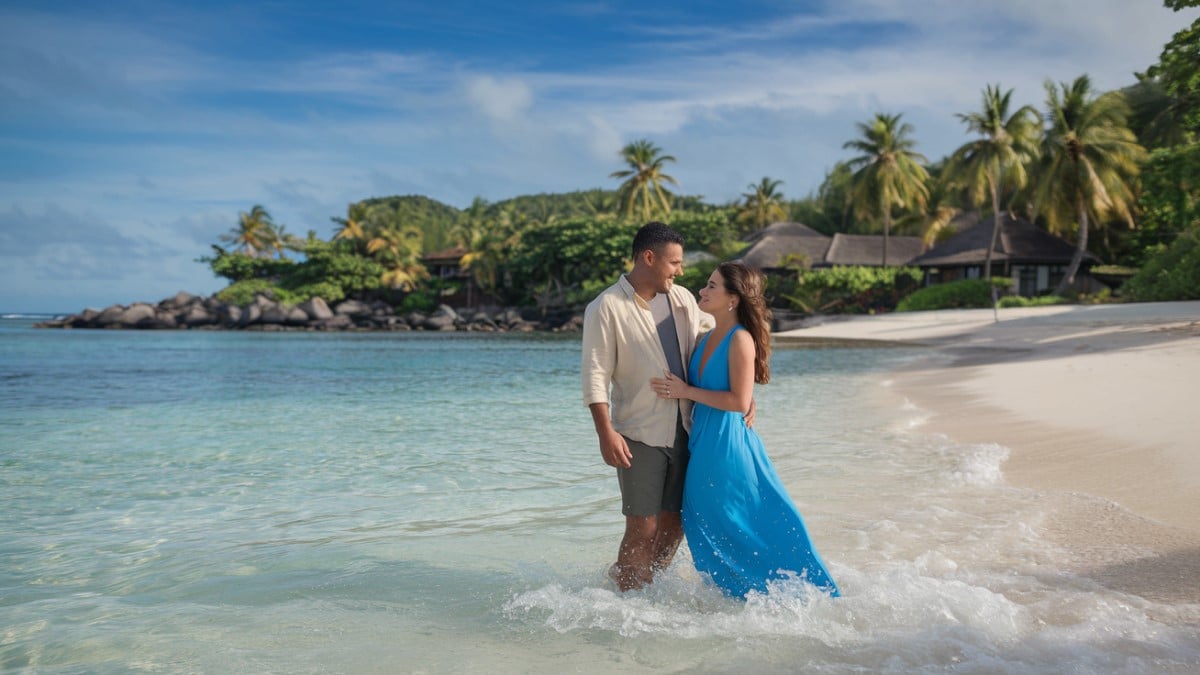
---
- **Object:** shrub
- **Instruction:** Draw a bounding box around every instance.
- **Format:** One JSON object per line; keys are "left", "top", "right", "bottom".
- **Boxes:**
{"left": 202, "top": 248, "right": 295, "bottom": 282}
{"left": 398, "top": 289, "right": 437, "bottom": 313}
{"left": 997, "top": 294, "right": 1068, "bottom": 308}
{"left": 216, "top": 280, "right": 276, "bottom": 306}
{"left": 1121, "top": 229, "right": 1200, "bottom": 301}
{"left": 897, "top": 278, "right": 1011, "bottom": 312}
{"left": 780, "top": 266, "right": 924, "bottom": 314}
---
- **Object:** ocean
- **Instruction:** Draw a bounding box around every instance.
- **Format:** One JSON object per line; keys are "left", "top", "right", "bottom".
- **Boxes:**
{"left": 2, "top": 316, "right": 1197, "bottom": 673}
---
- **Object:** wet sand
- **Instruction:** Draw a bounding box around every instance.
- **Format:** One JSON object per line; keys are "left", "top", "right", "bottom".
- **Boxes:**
{"left": 777, "top": 301, "right": 1200, "bottom": 606}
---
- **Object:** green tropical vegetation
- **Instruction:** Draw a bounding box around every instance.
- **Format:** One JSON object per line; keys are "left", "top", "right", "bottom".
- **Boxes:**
{"left": 775, "top": 266, "right": 924, "bottom": 315}
{"left": 897, "top": 279, "right": 1014, "bottom": 312}
{"left": 945, "top": 85, "right": 1041, "bottom": 279}
{"left": 843, "top": 113, "right": 931, "bottom": 266}
{"left": 737, "top": 177, "right": 788, "bottom": 233}
{"left": 219, "top": 205, "right": 288, "bottom": 259}
{"left": 200, "top": 2, "right": 1198, "bottom": 317}
{"left": 1034, "top": 75, "right": 1147, "bottom": 295}
{"left": 610, "top": 139, "right": 678, "bottom": 222}
{"left": 1122, "top": 228, "right": 1200, "bottom": 301}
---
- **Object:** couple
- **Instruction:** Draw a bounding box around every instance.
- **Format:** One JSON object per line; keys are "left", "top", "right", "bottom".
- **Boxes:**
{"left": 581, "top": 222, "right": 840, "bottom": 599}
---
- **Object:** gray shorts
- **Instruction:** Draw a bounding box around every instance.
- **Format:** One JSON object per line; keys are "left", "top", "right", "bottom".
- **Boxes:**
{"left": 617, "top": 419, "right": 689, "bottom": 517}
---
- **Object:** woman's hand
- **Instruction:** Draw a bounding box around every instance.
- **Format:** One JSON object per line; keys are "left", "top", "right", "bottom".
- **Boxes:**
{"left": 650, "top": 371, "right": 687, "bottom": 400}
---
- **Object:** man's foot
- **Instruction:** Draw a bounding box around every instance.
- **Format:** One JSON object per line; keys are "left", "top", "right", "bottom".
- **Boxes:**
{"left": 607, "top": 561, "right": 649, "bottom": 592}
{"left": 606, "top": 562, "right": 621, "bottom": 589}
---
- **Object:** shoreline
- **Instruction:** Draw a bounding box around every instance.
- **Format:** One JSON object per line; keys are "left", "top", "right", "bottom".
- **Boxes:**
{"left": 777, "top": 301, "right": 1200, "bottom": 606}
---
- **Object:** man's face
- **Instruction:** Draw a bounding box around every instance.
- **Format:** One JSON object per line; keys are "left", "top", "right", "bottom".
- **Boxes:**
{"left": 647, "top": 242, "right": 684, "bottom": 294}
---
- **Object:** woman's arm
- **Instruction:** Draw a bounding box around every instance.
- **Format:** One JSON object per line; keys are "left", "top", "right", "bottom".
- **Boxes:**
{"left": 651, "top": 331, "right": 755, "bottom": 413}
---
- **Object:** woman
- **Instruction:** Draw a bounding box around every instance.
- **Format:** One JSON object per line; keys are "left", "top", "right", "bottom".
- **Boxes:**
{"left": 650, "top": 261, "right": 840, "bottom": 598}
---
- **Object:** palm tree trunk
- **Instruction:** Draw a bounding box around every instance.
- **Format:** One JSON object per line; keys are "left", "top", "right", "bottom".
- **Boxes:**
{"left": 883, "top": 217, "right": 890, "bottom": 266}
{"left": 1056, "top": 196, "right": 1088, "bottom": 296}
{"left": 984, "top": 174, "right": 1000, "bottom": 281}
{"left": 881, "top": 193, "right": 891, "bottom": 266}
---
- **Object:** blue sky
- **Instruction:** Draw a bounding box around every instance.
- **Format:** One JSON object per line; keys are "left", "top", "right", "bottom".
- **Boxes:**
{"left": 1, "top": 0, "right": 1195, "bottom": 313}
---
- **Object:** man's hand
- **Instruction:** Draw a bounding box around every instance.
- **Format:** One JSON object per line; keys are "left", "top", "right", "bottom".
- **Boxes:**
{"left": 598, "top": 427, "right": 633, "bottom": 469}
{"left": 743, "top": 397, "right": 757, "bottom": 428}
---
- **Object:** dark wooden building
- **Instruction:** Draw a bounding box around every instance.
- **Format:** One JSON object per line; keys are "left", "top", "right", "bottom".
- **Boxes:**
{"left": 909, "top": 213, "right": 1099, "bottom": 296}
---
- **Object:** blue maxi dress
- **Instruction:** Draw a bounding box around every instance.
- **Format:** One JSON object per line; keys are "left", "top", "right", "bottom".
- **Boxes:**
{"left": 682, "top": 326, "right": 840, "bottom": 598}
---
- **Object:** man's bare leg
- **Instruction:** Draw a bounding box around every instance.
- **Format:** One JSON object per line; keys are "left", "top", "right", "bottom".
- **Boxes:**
{"left": 610, "top": 514, "right": 658, "bottom": 591}
{"left": 651, "top": 510, "right": 683, "bottom": 574}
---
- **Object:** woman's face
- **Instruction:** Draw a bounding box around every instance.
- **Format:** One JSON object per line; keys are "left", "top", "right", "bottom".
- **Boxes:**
{"left": 697, "top": 269, "right": 734, "bottom": 314}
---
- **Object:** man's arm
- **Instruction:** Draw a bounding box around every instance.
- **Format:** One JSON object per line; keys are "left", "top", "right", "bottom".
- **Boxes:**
{"left": 589, "top": 403, "right": 632, "bottom": 469}
{"left": 582, "top": 299, "right": 630, "bottom": 467}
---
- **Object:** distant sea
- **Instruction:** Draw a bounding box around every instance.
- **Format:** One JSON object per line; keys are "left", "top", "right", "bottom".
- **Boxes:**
{"left": 2, "top": 316, "right": 1197, "bottom": 672}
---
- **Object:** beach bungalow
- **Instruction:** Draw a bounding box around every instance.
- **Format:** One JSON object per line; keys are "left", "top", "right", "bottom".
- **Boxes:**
{"left": 421, "top": 246, "right": 469, "bottom": 281}
{"left": 824, "top": 233, "right": 925, "bottom": 267}
{"left": 735, "top": 221, "right": 924, "bottom": 270}
{"left": 909, "top": 213, "right": 1100, "bottom": 296}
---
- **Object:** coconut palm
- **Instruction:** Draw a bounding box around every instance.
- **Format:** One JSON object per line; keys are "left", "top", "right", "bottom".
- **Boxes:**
{"left": 945, "top": 85, "right": 1041, "bottom": 279}
{"left": 610, "top": 139, "right": 678, "bottom": 221}
{"left": 367, "top": 225, "right": 428, "bottom": 291}
{"left": 843, "top": 113, "right": 930, "bottom": 265}
{"left": 220, "top": 205, "right": 279, "bottom": 258}
{"left": 1033, "top": 75, "right": 1147, "bottom": 294}
{"left": 736, "top": 177, "right": 788, "bottom": 231}
{"left": 331, "top": 202, "right": 371, "bottom": 250}
{"left": 452, "top": 197, "right": 514, "bottom": 300}
{"left": 270, "top": 223, "right": 306, "bottom": 259}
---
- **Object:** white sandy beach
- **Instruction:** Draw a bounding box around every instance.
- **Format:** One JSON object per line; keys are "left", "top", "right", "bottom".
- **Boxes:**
{"left": 778, "top": 301, "right": 1200, "bottom": 606}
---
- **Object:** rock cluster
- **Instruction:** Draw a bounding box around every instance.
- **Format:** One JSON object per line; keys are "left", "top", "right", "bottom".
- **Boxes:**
{"left": 36, "top": 291, "right": 580, "bottom": 333}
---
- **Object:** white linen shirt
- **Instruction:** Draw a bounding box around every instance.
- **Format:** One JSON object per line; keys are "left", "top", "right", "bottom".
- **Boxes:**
{"left": 581, "top": 275, "right": 713, "bottom": 448}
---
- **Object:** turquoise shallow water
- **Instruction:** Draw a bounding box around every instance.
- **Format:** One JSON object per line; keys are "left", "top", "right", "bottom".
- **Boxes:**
{"left": 2, "top": 318, "right": 1198, "bottom": 673}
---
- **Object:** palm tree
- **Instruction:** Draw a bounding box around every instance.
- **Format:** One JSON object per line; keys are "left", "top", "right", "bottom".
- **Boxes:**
{"left": 736, "top": 177, "right": 788, "bottom": 232}
{"left": 220, "top": 205, "right": 279, "bottom": 258}
{"left": 270, "top": 223, "right": 305, "bottom": 259}
{"left": 331, "top": 202, "right": 371, "bottom": 249}
{"left": 610, "top": 139, "right": 678, "bottom": 221}
{"left": 452, "top": 197, "right": 510, "bottom": 302}
{"left": 367, "top": 225, "right": 428, "bottom": 291}
{"left": 1034, "top": 75, "right": 1147, "bottom": 295}
{"left": 900, "top": 167, "right": 961, "bottom": 249}
{"left": 843, "top": 113, "right": 931, "bottom": 265}
{"left": 946, "top": 85, "right": 1041, "bottom": 279}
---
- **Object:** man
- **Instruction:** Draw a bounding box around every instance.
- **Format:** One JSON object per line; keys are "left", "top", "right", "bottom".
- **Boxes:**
{"left": 581, "top": 222, "right": 711, "bottom": 591}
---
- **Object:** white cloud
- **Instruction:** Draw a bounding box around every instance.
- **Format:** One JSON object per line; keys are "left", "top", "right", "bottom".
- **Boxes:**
{"left": 464, "top": 75, "right": 534, "bottom": 123}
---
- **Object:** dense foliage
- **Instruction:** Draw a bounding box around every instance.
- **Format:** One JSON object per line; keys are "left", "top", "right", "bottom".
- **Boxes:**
{"left": 358, "top": 195, "right": 460, "bottom": 253}
{"left": 896, "top": 279, "right": 1011, "bottom": 312}
{"left": 203, "top": 239, "right": 384, "bottom": 306}
{"left": 772, "top": 266, "right": 924, "bottom": 314}
{"left": 1147, "top": 0, "right": 1200, "bottom": 136}
{"left": 1122, "top": 228, "right": 1200, "bottom": 301}
{"left": 505, "top": 217, "right": 634, "bottom": 309}
{"left": 1127, "top": 143, "right": 1200, "bottom": 266}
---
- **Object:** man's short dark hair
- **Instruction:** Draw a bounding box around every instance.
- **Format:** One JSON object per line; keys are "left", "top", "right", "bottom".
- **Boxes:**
{"left": 632, "top": 222, "right": 684, "bottom": 259}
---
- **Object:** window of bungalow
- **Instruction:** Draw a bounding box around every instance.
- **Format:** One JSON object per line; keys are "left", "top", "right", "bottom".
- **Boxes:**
{"left": 1046, "top": 265, "right": 1066, "bottom": 295}
{"left": 1018, "top": 266, "right": 1038, "bottom": 296}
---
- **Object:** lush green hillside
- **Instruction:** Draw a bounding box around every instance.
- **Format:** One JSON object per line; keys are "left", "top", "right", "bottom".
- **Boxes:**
{"left": 359, "top": 195, "right": 462, "bottom": 252}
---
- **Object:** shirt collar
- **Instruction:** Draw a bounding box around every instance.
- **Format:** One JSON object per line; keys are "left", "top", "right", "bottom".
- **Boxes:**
{"left": 618, "top": 274, "right": 653, "bottom": 310}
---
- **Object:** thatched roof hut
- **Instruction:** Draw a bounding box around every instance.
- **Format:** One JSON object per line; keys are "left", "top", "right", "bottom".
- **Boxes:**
{"left": 734, "top": 222, "right": 923, "bottom": 269}
{"left": 825, "top": 233, "right": 924, "bottom": 266}
{"left": 910, "top": 212, "right": 1101, "bottom": 295}
{"left": 735, "top": 222, "right": 831, "bottom": 270}
{"left": 910, "top": 213, "right": 1094, "bottom": 268}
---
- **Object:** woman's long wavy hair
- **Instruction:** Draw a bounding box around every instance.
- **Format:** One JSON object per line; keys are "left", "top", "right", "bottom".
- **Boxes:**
{"left": 718, "top": 261, "right": 772, "bottom": 384}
